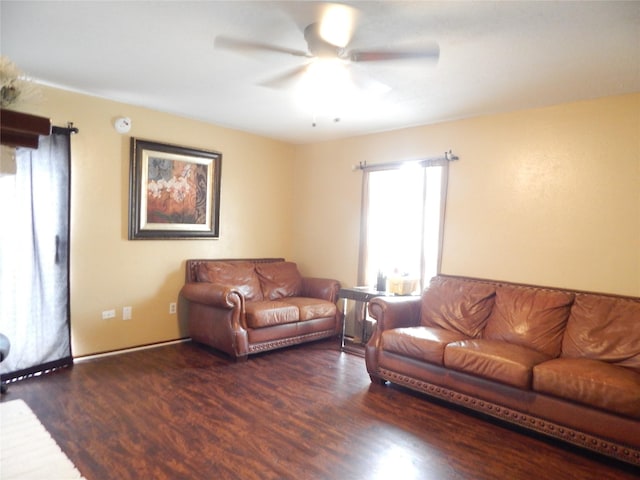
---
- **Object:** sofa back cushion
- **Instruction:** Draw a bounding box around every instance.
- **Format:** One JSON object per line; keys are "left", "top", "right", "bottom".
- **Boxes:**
{"left": 483, "top": 286, "right": 574, "bottom": 357}
{"left": 420, "top": 277, "right": 496, "bottom": 338}
{"left": 196, "top": 261, "right": 263, "bottom": 301}
{"left": 561, "top": 293, "right": 640, "bottom": 370}
{"left": 256, "top": 261, "right": 303, "bottom": 300}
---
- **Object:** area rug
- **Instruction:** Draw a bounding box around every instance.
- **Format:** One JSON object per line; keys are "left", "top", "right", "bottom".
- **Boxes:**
{"left": 1, "top": 399, "right": 86, "bottom": 479}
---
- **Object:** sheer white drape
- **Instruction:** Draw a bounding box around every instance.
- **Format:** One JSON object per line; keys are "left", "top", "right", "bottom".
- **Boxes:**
{"left": 0, "top": 132, "right": 71, "bottom": 378}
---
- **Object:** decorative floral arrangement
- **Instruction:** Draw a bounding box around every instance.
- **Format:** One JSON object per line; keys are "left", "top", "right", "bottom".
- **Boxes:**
{"left": 0, "top": 56, "right": 38, "bottom": 108}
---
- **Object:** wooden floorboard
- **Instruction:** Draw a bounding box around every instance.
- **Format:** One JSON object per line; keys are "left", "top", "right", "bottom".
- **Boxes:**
{"left": 1, "top": 339, "right": 637, "bottom": 480}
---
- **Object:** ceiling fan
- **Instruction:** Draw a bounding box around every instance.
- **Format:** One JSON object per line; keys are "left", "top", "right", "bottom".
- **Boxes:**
{"left": 214, "top": 3, "right": 440, "bottom": 90}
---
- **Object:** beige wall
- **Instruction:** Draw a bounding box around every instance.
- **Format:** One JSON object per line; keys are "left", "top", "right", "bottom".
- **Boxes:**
{"left": 292, "top": 93, "right": 640, "bottom": 297}
{"left": 10, "top": 88, "right": 640, "bottom": 356}
{"left": 13, "top": 86, "right": 296, "bottom": 356}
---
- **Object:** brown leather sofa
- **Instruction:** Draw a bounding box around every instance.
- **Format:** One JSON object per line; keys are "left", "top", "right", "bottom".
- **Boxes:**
{"left": 180, "top": 258, "right": 340, "bottom": 361}
{"left": 365, "top": 274, "right": 640, "bottom": 465}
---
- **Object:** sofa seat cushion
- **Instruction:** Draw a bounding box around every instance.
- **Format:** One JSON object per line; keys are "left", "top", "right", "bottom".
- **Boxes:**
{"left": 483, "top": 286, "right": 574, "bottom": 357}
{"left": 421, "top": 277, "right": 496, "bottom": 338}
{"left": 245, "top": 301, "right": 299, "bottom": 328}
{"left": 533, "top": 358, "right": 640, "bottom": 419}
{"left": 444, "top": 339, "right": 552, "bottom": 389}
{"left": 197, "top": 261, "right": 263, "bottom": 301}
{"left": 280, "top": 297, "right": 336, "bottom": 321}
{"left": 381, "top": 327, "right": 470, "bottom": 366}
{"left": 256, "top": 261, "right": 303, "bottom": 300}
{"left": 562, "top": 294, "right": 640, "bottom": 369}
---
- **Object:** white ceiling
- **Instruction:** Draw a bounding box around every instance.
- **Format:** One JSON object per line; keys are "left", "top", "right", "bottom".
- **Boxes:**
{"left": 1, "top": 1, "right": 639, "bottom": 144}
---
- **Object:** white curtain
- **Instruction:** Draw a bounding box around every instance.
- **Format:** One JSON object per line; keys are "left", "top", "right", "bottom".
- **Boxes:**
{"left": 0, "top": 130, "right": 72, "bottom": 380}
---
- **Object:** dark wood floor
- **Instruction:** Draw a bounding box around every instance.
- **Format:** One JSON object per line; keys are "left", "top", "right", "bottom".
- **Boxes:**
{"left": 1, "top": 339, "right": 637, "bottom": 480}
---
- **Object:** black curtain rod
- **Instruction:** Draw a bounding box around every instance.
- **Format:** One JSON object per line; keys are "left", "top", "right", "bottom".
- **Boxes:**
{"left": 52, "top": 122, "right": 79, "bottom": 135}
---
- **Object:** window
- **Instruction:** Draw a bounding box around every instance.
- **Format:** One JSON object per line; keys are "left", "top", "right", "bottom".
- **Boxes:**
{"left": 359, "top": 160, "right": 448, "bottom": 294}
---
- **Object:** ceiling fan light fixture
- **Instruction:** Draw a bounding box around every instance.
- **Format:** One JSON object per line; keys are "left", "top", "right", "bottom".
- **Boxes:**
{"left": 303, "top": 58, "right": 350, "bottom": 90}
{"left": 295, "top": 59, "right": 353, "bottom": 116}
{"left": 318, "top": 3, "right": 358, "bottom": 48}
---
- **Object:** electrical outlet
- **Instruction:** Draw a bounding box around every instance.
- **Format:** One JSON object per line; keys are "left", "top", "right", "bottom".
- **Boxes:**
{"left": 169, "top": 302, "right": 177, "bottom": 314}
{"left": 102, "top": 309, "right": 116, "bottom": 320}
{"left": 123, "top": 306, "right": 132, "bottom": 320}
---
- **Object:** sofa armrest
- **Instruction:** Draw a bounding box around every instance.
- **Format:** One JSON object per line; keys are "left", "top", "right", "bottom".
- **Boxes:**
{"left": 301, "top": 277, "right": 340, "bottom": 303}
{"left": 180, "top": 282, "right": 249, "bottom": 360}
{"left": 368, "top": 296, "right": 422, "bottom": 331}
{"left": 180, "top": 282, "right": 243, "bottom": 309}
{"left": 366, "top": 295, "right": 422, "bottom": 380}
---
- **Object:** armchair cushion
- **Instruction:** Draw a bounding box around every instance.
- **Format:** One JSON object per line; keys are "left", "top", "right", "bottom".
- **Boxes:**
{"left": 256, "top": 261, "right": 303, "bottom": 300}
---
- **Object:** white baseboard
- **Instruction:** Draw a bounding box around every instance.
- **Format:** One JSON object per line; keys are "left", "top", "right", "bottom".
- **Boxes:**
{"left": 74, "top": 338, "right": 191, "bottom": 363}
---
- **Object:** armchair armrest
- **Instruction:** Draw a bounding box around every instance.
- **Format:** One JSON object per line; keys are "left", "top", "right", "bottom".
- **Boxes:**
{"left": 368, "top": 296, "right": 422, "bottom": 331}
{"left": 301, "top": 277, "right": 340, "bottom": 303}
{"left": 180, "top": 282, "right": 243, "bottom": 309}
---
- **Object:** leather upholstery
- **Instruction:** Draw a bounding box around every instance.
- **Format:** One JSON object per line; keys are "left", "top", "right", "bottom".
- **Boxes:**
{"left": 534, "top": 358, "right": 640, "bottom": 419}
{"left": 256, "top": 261, "right": 303, "bottom": 300}
{"left": 245, "top": 301, "right": 299, "bottom": 328}
{"left": 420, "top": 276, "right": 496, "bottom": 338}
{"left": 381, "top": 326, "right": 469, "bottom": 365}
{"left": 181, "top": 259, "right": 340, "bottom": 360}
{"left": 281, "top": 297, "right": 337, "bottom": 321}
{"left": 197, "top": 261, "right": 264, "bottom": 301}
{"left": 365, "top": 274, "right": 640, "bottom": 465}
{"left": 445, "top": 339, "right": 551, "bottom": 389}
{"left": 484, "top": 285, "right": 574, "bottom": 357}
{"left": 562, "top": 293, "right": 640, "bottom": 369}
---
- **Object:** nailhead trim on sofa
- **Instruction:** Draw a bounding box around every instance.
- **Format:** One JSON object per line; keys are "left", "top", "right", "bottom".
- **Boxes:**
{"left": 376, "top": 367, "right": 640, "bottom": 466}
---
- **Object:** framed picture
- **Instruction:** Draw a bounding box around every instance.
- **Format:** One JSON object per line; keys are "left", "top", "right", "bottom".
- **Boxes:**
{"left": 129, "top": 138, "right": 222, "bottom": 239}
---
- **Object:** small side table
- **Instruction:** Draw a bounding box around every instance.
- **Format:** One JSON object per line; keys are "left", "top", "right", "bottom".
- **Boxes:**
{"left": 339, "top": 287, "right": 387, "bottom": 355}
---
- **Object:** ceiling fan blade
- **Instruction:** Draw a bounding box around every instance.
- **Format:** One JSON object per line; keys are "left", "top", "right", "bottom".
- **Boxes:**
{"left": 215, "top": 35, "right": 311, "bottom": 58}
{"left": 348, "top": 44, "right": 440, "bottom": 63}
{"left": 318, "top": 3, "right": 359, "bottom": 48}
{"left": 258, "top": 64, "right": 311, "bottom": 89}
